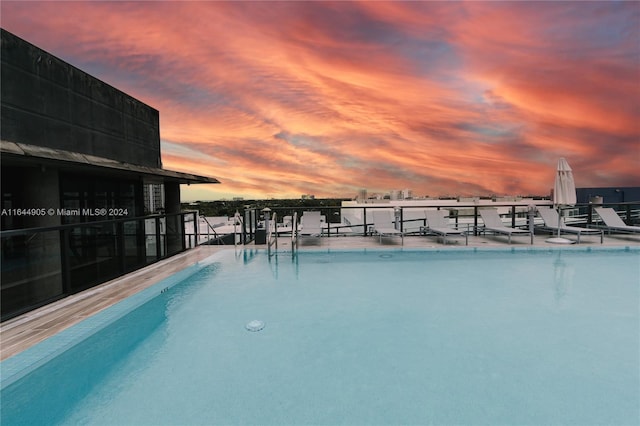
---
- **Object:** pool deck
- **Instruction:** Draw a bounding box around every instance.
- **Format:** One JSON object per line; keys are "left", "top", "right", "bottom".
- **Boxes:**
{"left": 1, "top": 233, "right": 638, "bottom": 362}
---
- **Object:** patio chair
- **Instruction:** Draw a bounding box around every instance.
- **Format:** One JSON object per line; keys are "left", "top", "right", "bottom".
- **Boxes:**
{"left": 421, "top": 210, "right": 468, "bottom": 245}
{"left": 537, "top": 207, "right": 603, "bottom": 244}
{"left": 371, "top": 210, "right": 404, "bottom": 244}
{"left": 478, "top": 208, "right": 533, "bottom": 244}
{"left": 299, "top": 211, "right": 323, "bottom": 238}
{"left": 594, "top": 207, "right": 640, "bottom": 235}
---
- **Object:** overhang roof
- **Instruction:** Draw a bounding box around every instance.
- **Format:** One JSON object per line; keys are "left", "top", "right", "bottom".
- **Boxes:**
{"left": 0, "top": 141, "right": 220, "bottom": 185}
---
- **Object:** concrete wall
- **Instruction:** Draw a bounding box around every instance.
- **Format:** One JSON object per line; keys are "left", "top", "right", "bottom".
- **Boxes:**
{"left": 1, "top": 29, "right": 161, "bottom": 168}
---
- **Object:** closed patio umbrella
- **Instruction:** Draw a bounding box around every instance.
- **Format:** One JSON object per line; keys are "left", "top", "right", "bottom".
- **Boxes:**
{"left": 547, "top": 157, "right": 576, "bottom": 244}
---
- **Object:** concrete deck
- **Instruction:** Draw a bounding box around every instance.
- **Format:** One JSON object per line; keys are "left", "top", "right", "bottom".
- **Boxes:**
{"left": 1, "top": 233, "right": 638, "bottom": 362}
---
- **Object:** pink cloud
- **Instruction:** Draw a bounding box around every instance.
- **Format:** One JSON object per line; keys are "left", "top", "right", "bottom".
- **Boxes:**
{"left": 2, "top": 1, "right": 638, "bottom": 200}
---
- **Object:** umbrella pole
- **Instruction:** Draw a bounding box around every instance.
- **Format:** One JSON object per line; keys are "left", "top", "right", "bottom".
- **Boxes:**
{"left": 557, "top": 205, "right": 562, "bottom": 238}
{"left": 546, "top": 205, "right": 574, "bottom": 244}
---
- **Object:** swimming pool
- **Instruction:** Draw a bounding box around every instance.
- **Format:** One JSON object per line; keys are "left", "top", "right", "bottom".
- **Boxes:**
{"left": 2, "top": 248, "right": 639, "bottom": 425}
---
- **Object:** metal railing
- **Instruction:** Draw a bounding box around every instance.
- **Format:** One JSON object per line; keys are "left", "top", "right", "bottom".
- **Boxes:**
{"left": 1, "top": 211, "right": 198, "bottom": 321}
{"left": 233, "top": 211, "right": 243, "bottom": 247}
{"left": 266, "top": 212, "right": 277, "bottom": 258}
{"left": 265, "top": 212, "right": 278, "bottom": 259}
{"left": 199, "top": 215, "right": 225, "bottom": 245}
{"left": 241, "top": 202, "right": 640, "bottom": 240}
{"left": 245, "top": 203, "right": 535, "bottom": 237}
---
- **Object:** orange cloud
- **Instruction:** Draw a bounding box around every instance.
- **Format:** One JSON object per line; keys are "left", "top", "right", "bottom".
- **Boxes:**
{"left": 2, "top": 1, "right": 638, "bottom": 200}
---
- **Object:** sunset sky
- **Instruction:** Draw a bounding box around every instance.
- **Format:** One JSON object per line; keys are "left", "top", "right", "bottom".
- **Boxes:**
{"left": 2, "top": 1, "right": 639, "bottom": 201}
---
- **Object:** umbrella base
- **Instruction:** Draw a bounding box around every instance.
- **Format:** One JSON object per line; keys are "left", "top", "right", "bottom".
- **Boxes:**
{"left": 546, "top": 237, "right": 575, "bottom": 244}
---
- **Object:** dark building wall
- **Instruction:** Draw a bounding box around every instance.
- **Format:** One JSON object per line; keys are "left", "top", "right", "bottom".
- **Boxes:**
{"left": 577, "top": 187, "right": 640, "bottom": 204}
{"left": 0, "top": 29, "right": 161, "bottom": 168}
{"left": 164, "top": 182, "right": 184, "bottom": 254}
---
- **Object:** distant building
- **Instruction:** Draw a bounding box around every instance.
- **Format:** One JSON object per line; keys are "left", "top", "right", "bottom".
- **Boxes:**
{"left": 144, "top": 183, "right": 166, "bottom": 214}
{"left": 0, "top": 29, "right": 219, "bottom": 320}
{"left": 390, "top": 189, "right": 413, "bottom": 200}
{"left": 301, "top": 194, "right": 315, "bottom": 200}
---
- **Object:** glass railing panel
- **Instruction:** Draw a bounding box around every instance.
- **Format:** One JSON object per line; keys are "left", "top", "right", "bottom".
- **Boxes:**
{"left": 183, "top": 213, "right": 196, "bottom": 249}
{"left": 165, "top": 215, "right": 183, "bottom": 256}
{"left": 144, "top": 217, "right": 159, "bottom": 264}
{"left": 66, "top": 223, "right": 120, "bottom": 293}
{"left": 122, "top": 220, "right": 144, "bottom": 271}
{"left": 1, "top": 231, "right": 64, "bottom": 318}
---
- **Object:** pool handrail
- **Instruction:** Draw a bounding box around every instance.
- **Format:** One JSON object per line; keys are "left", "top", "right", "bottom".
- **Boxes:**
{"left": 267, "top": 212, "right": 277, "bottom": 258}
{"left": 291, "top": 211, "right": 298, "bottom": 256}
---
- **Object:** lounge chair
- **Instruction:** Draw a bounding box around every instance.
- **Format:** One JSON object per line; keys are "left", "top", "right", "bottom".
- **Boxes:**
{"left": 537, "top": 207, "right": 603, "bottom": 244}
{"left": 594, "top": 207, "right": 640, "bottom": 235}
{"left": 299, "top": 211, "right": 323, "bottom": 238}
{"left": 371, "top": 210, "right": 404, "bottom": 244}
{"left": 421, "top": 210, "right": 468, "bottom": 245}
{"left": 478, "top": 208, "right": 533, "bottom": 244}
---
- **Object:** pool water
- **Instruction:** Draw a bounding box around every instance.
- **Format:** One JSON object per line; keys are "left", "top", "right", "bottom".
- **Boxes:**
{"left": 2, "top": 248, "right": 639, "bottom": 425}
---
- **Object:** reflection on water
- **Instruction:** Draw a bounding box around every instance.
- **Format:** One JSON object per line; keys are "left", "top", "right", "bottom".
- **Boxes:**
{"left": 553, "top": 252, "right": 575, "bottom": 305}
{"left": 1, "top": 295, "right": 168, "bottom": 425}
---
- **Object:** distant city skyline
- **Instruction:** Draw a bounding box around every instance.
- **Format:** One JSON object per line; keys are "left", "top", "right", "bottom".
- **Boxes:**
{"left": 2, "top": 1, "right": 639, "bottom": 201}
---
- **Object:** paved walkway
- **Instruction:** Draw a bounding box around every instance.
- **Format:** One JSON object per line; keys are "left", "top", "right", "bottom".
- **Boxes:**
{"left": 1, "top": 233, "right": 638, "bottom": 361}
